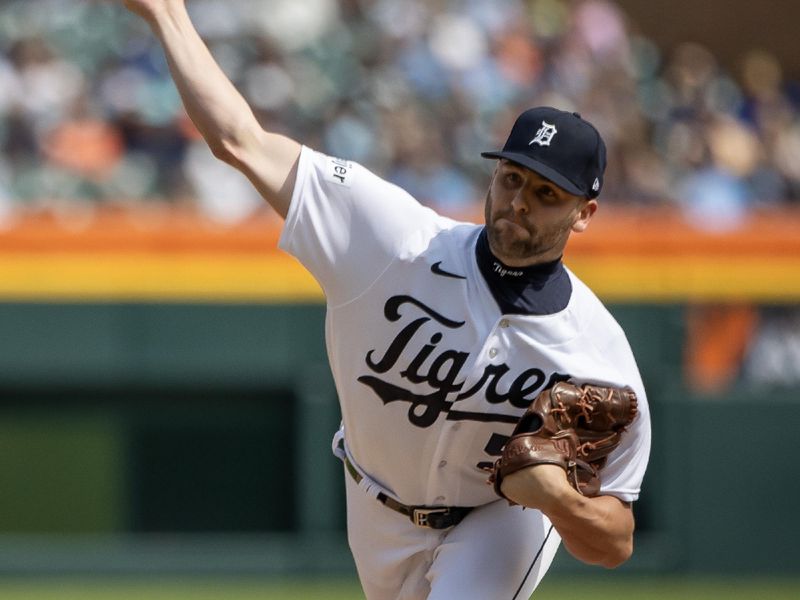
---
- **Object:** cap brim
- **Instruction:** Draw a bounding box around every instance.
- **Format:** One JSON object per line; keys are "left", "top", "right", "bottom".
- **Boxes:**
{"left": 480, "top": 151, "right": 585, "bottom": 197}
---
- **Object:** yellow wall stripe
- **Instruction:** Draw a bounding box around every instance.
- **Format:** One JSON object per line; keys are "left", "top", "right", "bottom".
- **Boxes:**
{"left": 0, "top": 253, "right": 323, "bottom": 302}
{"left": 567, "top": 256, "right": 800, "bottom": 302}
{"left": 0, "top": 252, "right": 798, "bottom": 302}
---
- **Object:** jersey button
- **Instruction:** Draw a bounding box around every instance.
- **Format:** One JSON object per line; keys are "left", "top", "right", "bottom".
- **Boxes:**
{"left": 434, "top": 496, "right": 446, "bottom": 504}
{"left": 438, "top": 460, "right": 447, "bottom": 468}
{"left": 488, "top": 348, "right": 498, "bottom": 359}
{"left": 499, "top": 319, "right": 510, "bottom": 328}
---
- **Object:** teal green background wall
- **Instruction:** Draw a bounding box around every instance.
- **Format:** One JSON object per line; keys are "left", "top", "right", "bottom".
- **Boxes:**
{"left": 0, "top": 303, "right": 796, "bottom": 575}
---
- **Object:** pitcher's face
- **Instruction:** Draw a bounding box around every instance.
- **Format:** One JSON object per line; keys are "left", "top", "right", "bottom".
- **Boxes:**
{"left": 484, "top": 160, "right": 597, "bottom": 266}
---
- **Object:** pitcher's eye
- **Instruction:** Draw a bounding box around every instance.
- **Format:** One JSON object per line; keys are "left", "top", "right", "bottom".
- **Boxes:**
{"left": 503, "top": 172, "right": 522, "bottom": 187}
{"left": 537, "top": 185, "right": 559, "bottom": 202}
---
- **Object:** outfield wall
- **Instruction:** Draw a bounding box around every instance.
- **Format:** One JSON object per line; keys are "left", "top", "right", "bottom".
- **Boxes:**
{"left": 0, "top": 301, "right": 796, "bottom": 575}
{"left": 0, "top": 207, "right": 797, "bottom": 575}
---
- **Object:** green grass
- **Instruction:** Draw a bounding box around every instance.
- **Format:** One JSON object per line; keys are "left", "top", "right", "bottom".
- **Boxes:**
{"left": 0, "top": 575, "right": 798, "bottom": 599}
{"left": 0, "top": 578, "right": 363, "bottom": 600}
{"left": 536, "top": 575, "right": 800, "bottom": 599}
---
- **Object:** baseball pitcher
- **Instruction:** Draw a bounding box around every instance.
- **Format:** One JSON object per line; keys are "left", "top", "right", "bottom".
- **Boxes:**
{"left": 123, "top": 2, "right": 651, "bottom": 598}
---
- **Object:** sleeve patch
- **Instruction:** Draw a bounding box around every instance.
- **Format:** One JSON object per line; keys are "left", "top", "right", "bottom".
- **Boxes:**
{"left": 324, "top": 156, "right": 354, "bottom": 187}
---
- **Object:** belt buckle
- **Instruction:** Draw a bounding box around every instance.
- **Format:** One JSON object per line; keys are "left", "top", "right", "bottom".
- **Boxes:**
{"left": 411, "top": 507, "right": 450, "bottom": 528}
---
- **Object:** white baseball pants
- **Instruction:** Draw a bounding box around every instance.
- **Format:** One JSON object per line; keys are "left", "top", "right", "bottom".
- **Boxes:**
{"left": 344, "top": 469, "right": 562, "bottom": 600}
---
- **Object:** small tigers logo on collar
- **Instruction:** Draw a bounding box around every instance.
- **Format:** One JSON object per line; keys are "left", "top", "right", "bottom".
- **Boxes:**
{"left": 493, "top": 262, "right": 523, "bottom": 278}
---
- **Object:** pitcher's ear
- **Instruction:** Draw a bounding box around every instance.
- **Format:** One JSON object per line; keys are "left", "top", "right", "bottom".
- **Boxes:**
{"left": 572, "top": 199, "right": 598, "bottom": 233}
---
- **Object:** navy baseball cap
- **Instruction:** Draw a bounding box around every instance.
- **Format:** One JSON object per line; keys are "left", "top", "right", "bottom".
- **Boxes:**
{"left": 481, "top": 107, "right": 607, "bottom": 199}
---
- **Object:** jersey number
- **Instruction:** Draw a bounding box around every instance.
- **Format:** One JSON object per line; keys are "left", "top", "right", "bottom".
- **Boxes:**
{"left": 476, "top": 432, "right": 509, "bottom": 471}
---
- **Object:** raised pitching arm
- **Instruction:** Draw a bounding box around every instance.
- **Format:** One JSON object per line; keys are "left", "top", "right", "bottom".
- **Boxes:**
{"left": 123, "top": 0, "right": 301, "bottom": 217}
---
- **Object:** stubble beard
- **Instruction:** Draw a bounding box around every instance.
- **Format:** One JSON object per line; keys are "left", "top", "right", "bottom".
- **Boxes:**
{"left": 484, "top": 189, "right": 573, "bottom": 265}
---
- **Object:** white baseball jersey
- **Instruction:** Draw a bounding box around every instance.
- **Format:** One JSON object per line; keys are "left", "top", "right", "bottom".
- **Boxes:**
{"left": 280, "top": 148, "right": 650, "bottom": 506}
{"left": 279, "top": 146, "right": 651, "bottom": 509}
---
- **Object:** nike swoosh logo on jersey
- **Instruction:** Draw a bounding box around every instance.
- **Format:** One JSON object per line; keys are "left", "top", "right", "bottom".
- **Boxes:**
{"left": 430, "top": 261, "right": 466, "bottom": 280}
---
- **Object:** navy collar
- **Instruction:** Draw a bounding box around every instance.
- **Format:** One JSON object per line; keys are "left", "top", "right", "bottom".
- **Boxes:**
{"left": 475, "top": 228, "right": 571, "bottom": 315}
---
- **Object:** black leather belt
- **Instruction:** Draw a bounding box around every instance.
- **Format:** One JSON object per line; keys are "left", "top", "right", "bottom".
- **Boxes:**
{"left": 343, "top": 454, "right": 473, "bottom": 529}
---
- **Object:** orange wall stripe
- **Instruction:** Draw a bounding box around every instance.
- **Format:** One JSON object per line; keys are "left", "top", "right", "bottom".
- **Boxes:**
{"left": 0, "top": 207, "right": 798, "bottom": 302}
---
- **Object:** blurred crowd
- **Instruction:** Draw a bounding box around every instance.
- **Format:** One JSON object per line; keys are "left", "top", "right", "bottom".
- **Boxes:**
{"left": 1, "top": 0, "right": 800, "bottom": 224}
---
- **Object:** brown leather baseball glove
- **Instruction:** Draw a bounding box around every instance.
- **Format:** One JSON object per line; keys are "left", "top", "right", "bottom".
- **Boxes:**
{"left": 488, "top": 381, "right": 638, "bottom": 501}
